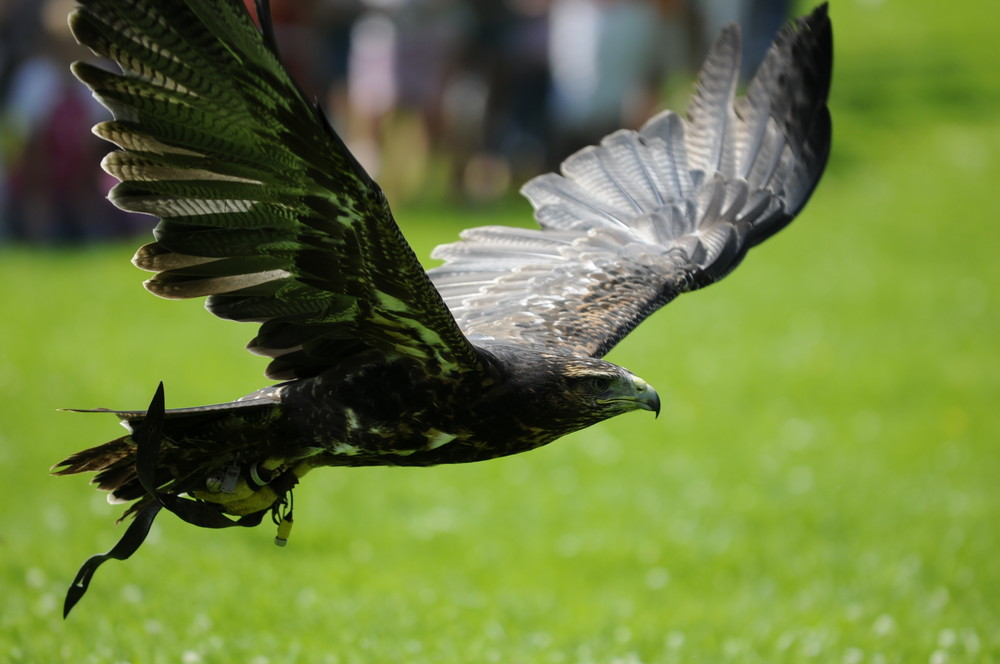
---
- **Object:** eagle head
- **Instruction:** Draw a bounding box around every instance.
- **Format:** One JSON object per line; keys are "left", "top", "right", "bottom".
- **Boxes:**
{"left": 479, "top": 345, "right": 660, "bottom": 439}
{"left": 556, "top": 356, "right": 661, "bottom": 423}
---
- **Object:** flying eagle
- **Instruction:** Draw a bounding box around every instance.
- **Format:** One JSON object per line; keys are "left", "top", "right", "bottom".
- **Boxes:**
{"left": 55, "top": 0, "right": 832, "bottom": 615}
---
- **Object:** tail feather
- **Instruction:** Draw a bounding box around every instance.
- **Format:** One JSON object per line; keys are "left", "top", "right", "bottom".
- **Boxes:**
{"left": 53, "top": 395, "right": 286, "bottom": 516}
{"left": 52, "top": 436, "right": 133, "bottom": 478}
{"left": 58, "top": 381, "right": 301, "bottom": 616}
{"left": 54, "top": 430, "right": 168, "bottom": 509}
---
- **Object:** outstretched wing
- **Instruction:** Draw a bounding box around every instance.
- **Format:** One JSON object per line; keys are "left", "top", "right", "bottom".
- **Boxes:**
{"left": 71, "top": 0, "right": 479, "bottom": 380}
{"left": 429, "top": 5, "right": 832, "bottom": 358}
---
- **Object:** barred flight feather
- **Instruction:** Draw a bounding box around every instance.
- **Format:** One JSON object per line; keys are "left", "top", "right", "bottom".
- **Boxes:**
{"left": 429, "top": 6, "right": 831, "bottom": 357}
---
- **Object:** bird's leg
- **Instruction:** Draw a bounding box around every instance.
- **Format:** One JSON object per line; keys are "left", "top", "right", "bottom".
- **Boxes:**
{"left": 190, "top": 458, "right": 313, "bottom": 517}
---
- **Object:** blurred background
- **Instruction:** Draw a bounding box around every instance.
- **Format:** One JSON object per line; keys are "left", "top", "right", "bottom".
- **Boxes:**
{"left": 2, "top": 0, "right": 998, "bottom": 662}
{"left": 1, "top": 0, "right": 795, "bottom": 242}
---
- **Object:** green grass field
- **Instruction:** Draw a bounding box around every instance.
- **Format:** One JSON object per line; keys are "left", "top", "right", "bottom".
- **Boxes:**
{"left": 2, "top": 1, "right": 999, "bottom": 661}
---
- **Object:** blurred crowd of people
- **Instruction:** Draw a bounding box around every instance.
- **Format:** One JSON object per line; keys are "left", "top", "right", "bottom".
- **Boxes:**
{"left": 1, "top": 0, "right": 790, "bottom": 244}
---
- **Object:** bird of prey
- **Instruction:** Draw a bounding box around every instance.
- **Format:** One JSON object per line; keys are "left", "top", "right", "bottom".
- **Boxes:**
{"left": 54, "top": 0, "right": 832, "bottom": 615}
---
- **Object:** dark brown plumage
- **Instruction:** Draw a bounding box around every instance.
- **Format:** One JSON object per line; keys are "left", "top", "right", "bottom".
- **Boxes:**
{"left": 55, "top": 0, "right": 832, "bottom": 615}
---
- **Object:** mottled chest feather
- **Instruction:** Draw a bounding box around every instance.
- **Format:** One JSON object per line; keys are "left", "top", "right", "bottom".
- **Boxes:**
{"left": 273, "top": 344, "right": 656, "bottom": 468}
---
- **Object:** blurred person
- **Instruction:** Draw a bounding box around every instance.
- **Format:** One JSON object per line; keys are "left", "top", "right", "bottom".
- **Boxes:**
{"left": 243, "top": 0, "right": 348, "bottom": 100}
{"left": 3, "top": 0, "right": 143, "bottom": 243}
{"left": 691, "top": 0, "right": 792, "bottom": 80}
{"left": 739, "top": 0, "right": 794, "bottom": 81}
{"left": 0, "top": 0, "right": 42, "bottom": 103}
{"left": 547, "top": 0, "right": 675, "bottom": 161}
{"left": 345, "top": 0, "right": 468, "bottom": 200}
{"left": 0, "top": 0, "right": 45, "bottom": 240}
{"left": 314, "top": 1, "right": 365, "bottom": 133}
{"left": 443, "top": 0, "right": 552, "bottom": 200}
{"left": 346, "top": 8, "right": 399, "bottom": 177}
{"left": 4, "top": 49, "right": 67, "bottom": 241}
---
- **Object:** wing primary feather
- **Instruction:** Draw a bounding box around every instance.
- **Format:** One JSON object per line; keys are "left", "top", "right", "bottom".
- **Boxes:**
{"left": 254, "top": 0, "right": 281, "bottom": 59}
{"left": 685, "top": 24, "right": 740, "bottom": 175}
{"left": 429, "top": 5, "right": 832, "bottom": 358}
{"left": 74, "top": 0, "right": 480, "bottom": 378}
{"left": 631, "top": 134, "right": 665, "bottom": 207}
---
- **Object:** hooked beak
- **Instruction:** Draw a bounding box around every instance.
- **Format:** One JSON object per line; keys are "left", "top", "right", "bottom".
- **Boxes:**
{"left": 598, "top": 376, "right": 661, "bottom": 418}
{"left": 632, "top": 377, "right": 661, "bottom": 418}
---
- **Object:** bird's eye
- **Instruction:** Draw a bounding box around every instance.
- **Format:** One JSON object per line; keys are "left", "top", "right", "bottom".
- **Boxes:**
{"left": 585, "top": 376, "right": 615, "bottom": 391}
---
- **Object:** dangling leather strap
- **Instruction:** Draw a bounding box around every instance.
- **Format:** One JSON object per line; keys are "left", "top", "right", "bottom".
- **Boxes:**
{"left": 63, "top": 499, "right": 162, "bottom": 618}
{"left": 63, "top": 383, "right": 281, "bottom": 617}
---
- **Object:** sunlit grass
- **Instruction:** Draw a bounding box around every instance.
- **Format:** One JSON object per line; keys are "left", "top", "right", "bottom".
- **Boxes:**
{"left": 2, "top": 0, "right": 999, "bottom": 661}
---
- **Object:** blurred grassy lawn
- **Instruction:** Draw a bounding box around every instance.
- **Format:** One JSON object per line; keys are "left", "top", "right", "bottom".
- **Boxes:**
{"left": 2, "top": 1, "right": 999, "bottom": 662}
